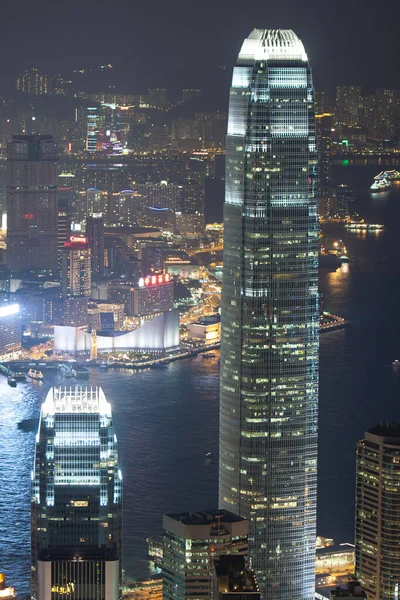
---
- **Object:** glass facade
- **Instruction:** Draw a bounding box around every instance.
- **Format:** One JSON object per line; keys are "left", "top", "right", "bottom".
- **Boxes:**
{"left": 31, "top": 386, "right": 122, "bottom": 600}
{"left": 356, "top": 424, "right": 400, "bottom": 600}
{"left": 219, "top": 29, "right": 319, "bottom": 600}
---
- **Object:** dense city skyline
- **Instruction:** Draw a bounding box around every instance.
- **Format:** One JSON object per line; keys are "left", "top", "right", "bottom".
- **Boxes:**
{"left": 0, "top": 7, "right": 399, "bottom": 600}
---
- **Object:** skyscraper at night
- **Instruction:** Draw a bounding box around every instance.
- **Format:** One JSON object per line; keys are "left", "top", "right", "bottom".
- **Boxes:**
{"left": 7, "top": 135, "right": 58, "bottom": 274}
{"left": 219, "top": 29, "right": 319, "bottom": 599}
{"left": 31, "top": 386, "right": 122, "bottom": 600}
{"left": 86, "top": 213, "right": 105, "bottom": 276}
{"left": 355, "top": 423, "right": 400, "bottom": 600}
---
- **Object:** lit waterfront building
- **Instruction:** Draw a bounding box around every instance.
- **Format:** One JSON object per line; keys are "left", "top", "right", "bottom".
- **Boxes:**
{"left": 31, "top": 386, "right": 122, "bottom": 600}
{"left": 61, "top": 235, "right": 92, "bottom": 298}
{"left": 219, "top": 29, "right": 319, "bottom": 599}
{"left": 355, "top": 423, "right": 400, "bottom": 600}
{"left": 0, "top": 303, "right": 21, "bottom": 355}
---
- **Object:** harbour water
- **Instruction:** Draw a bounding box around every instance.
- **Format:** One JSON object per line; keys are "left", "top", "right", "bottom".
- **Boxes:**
{"left": 2, "top": 162, "right": 400, "bottom": 594}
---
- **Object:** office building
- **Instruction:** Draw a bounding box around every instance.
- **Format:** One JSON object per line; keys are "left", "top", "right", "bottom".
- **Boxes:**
{"left": 7, "top": 135, "right": 58, "bottom": 274}
{"left": 86, "top": 107, "right": 99, "bottom": 151}
{"left": 88, "top": 301, "right": 125, "bottom": 331}
{"left": 31, "top": 386, "right": 122, "bottom": 600}
{"left": 213, "top": 555, "right": 260, "bottom": 600}
{"left": 134, "top": 274, "right": 174, "bottom": 320}
{"left": 61, "top": 235, "right": 92, "bottom": 298}
{"left": 162, "top": 510, "right": 248, "bottom": 600}
{"left": 56, "top": 188, "right": 73, "bottom": 271}
{"left": 355, "top": 423, "right": 400, "bottom": 600}
{"left": 86, "top": 214, "right": 105, "bottom": 276}
{"left": 315, "top": 113, "right": 334, "bottom": 195}
{"left": 0, "top": 303, "right": 21, "bottom": 355}
{"left": 219, "top": 30, "right": 319, "bottom": 599}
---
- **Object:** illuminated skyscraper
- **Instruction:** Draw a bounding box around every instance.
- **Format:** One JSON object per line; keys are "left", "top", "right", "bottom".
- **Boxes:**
{"left": 6, "top": 135, "right": 58, "bottom": 273}
{"left": 219, "top": 29, "right": 319, "bottom": 599}
{"left": 86, "top": 214, "right": 105, "bottom": 276}
{"left": 61, "top": 235, "right": 92, "bottom": 298}
{"left": 356, "top": 423, "right": 400, "bottom": 600}
{"left": 31, "top": 386, "right": 122, "bottom": 600}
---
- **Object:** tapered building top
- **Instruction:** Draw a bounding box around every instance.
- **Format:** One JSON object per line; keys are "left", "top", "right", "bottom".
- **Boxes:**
{"left": 238, "top": 29, "right": 308, "bottom": 63}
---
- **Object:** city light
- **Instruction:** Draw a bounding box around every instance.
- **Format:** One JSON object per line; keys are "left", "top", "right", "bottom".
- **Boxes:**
{"left": 0, "top": 304, "right": 19, "bottom": 317}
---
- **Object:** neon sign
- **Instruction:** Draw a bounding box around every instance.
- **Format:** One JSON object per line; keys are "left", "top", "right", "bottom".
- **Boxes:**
{"left": 138, "top": 273, "right": 171, "bottom": 287}
{"left": 70, "top": 236, "right": 87, "bottom": 244}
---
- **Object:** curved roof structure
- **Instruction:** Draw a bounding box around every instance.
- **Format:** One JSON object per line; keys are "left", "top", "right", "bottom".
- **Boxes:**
{"left": 238, "top": 29, "right": 308, "bottom": 63}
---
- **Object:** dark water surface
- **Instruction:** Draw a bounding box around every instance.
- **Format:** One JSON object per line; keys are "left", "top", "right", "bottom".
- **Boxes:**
{"left": 2, "top": 162, "right": 400, "bottom": 594}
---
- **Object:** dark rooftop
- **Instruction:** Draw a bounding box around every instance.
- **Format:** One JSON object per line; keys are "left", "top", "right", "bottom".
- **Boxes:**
{"left": 215, "top": 555, "right": 259, "bottom": 595}
{"left": 165, "top": 509, "right": 246, "bottom": 526}
{"left": 368, "top": 422, "right": 400, "bottom": 438}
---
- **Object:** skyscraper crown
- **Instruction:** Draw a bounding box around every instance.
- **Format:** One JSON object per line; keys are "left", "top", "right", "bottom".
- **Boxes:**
{"left": 238, "top": 29, "right": 308, "bottom": 63}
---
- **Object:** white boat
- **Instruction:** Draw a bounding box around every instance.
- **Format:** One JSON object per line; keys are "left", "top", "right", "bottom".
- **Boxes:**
{"left": 370, "top": 178, "right": 391, "bottom": 192}
{"left": 28, "top": 368, "right": 44, "bottom": 380}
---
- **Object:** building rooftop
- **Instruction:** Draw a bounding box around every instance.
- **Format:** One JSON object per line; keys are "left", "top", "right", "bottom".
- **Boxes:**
{"left": 367, "top": 421, "right": 400, "bottom": 438}
{"left": 165, "top": 509, "right": 245, "bottom": 526}
{"left": 238, "top": 29, "right": 307, "bottom": 63}
{"left": 41, "top": 386, "right": 112, "bottom": 417}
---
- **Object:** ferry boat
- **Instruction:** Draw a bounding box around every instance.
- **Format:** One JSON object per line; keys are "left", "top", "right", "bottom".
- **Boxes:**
{"left": 59, "top": 364, "right": 76, "bottom": 378}
{"left": 370, "top": 177, "right": 391, "bottom": 192}
{"left": 13, "top": 371, "right": 27, "bottom": 381}
{"left": 7, "top": 376, "right": 17, "bottom": 387}
{"left": 345, "top": 220, "right": 384, "bottom": 231}
{"left": 202, "top": 352, "right": 216, "bottom": 359}
{"left": 392, "top": 360, "right": 400, "bottom": 367}
{"left": 75, "top": 367, "right": 89, "bottom": 379}
{"left": 28, "top": 368, "right": 44, "bottom": 380}
{"left": 374, "top": 170, "right": 400, "bottom": 181}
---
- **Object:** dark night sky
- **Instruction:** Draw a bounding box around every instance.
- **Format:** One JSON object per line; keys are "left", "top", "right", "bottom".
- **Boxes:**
{"left": 1, "top": 0, "right": 399, "bottom": 93}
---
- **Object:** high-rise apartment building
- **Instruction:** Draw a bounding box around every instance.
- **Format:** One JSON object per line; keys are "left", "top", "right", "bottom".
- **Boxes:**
{"left": 31, "top": 386, "right": 122, "bottom": 600}
{"left": 355, "top": 423, "right": 400, "bottom": 600}
{"left": 61, "top": 235, "right": 92, "bottom": 298}
{"left": 16, "top": 67, "right": 52, "bottom": 95}
{"left": 86, "top": 214, "right": 105, "bottom": 276}
{"left": 335, "top": 86, "right": 363, "bottom": 128}
{"left": 162, "top": 510, "right": 248, "bottom": 600}
{"left": 219, "top": 30, "right": 319, "bottom": 599}
{"left": 7, "top": 135, "right": 58, "bottom": 274}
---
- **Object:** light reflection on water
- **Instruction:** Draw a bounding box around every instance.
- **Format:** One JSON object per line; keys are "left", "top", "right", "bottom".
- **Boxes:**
{"left": 2, "top": 164, "right": 400, "bottom": 594}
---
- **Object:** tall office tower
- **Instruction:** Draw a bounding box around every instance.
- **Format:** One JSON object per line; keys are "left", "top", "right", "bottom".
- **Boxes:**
{"left": 86, "top": 214, "right": 105, "bottom": 276}
{"left": 56, "top": 188, "right": 73, "bottom": 271}
{"left": 7, "top": 135, "right": 58, "bottom": 274}
{"left": 315, "top": 113, "right": 334, "bottom": 194}
{"left": 87, "top": 107, "right": 99, "bottom": 151}
{"left": 219, "top": 30, "right": 319, "bottom": 600}
{"left": 162, "top": 510, "right": 248, "bottom": 600}
{"left": 61, "top": 235, "right": 92, "bottom": 298}
{"left": 31, "top": 386, "right": 122, "bottom": 600}
{"left": 355, "top": 423, "right": 400, "bottom": 600}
